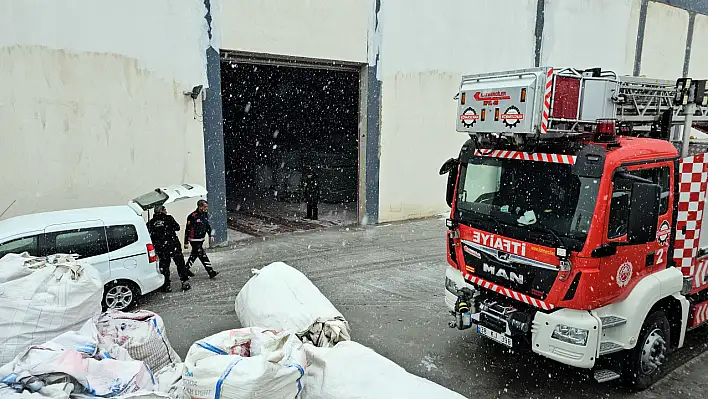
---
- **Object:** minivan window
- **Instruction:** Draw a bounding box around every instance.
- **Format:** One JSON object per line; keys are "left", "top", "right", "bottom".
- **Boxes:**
{"left": 46, "top": 227, "right": 109, "bottom": 259}
{"left": 0, "top": 236, "right": 40, "bottom": 258}
{"left": 132, "top": 189, "right": 168, "bottom": 210}
{"left": 106, "top": 224, "right": 139, "bottom": 251}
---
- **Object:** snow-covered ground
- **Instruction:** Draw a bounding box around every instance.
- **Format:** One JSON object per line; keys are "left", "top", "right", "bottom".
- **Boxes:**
{"left": 226, "top": 194, "right": 358, "bottom": 238}
{"left": 143, "top": 217, "right": 708, "bottom": 398}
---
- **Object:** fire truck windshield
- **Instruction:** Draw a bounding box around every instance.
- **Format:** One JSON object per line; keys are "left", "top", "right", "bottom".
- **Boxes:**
{"left": 455, "top": 156, "right": 600, "bottom": 250}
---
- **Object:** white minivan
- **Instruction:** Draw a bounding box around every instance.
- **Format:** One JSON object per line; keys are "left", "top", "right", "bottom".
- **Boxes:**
{"left": 0, "top": 184, "right": 206, "bottom": 310}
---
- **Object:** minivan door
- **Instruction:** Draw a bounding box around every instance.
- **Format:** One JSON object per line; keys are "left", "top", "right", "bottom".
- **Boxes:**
{"left": 105, "top": 223, "right": 143, "bottom": 272}
{"left": 43, "top": 220, "right": 111, "bottom": 283}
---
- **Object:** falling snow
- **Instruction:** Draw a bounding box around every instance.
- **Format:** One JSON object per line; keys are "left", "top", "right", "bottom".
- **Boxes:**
{"left": 220, "top": 61, "right": 359, "bottom": 236}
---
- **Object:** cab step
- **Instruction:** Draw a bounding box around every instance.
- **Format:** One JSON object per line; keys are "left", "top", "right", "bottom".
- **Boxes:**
{"left": 600, "top": 315, "right": 627, "bottom": 328}
{"left": 599, "top": 341, "right": 624, "bottom": 355}
{"left": 593, "top": 369, "right": 621, "bottom": 383}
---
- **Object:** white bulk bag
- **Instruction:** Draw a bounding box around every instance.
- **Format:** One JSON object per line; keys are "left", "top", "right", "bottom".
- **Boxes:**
{"left": 0, "top": 253, "right": 103, "bottom": 364}
{"left": 0, "top": 319, "right": 155, "bottom": 397}
{"left": 301, "top": 341, "right": 466, "bottom": 399}
{"left": 97, "top": 310, "right": 181, "bottom": 373}
{"left": 0, "top": 382, "right": 74, "bottom": 398}
{"left": 183, "top": 327, "right": 306, "bottom": 399}
{"left": 234, "top": 262, "right": 350, "bottom": 347}
{"left": 70, "top": 391, "right": 170, "bottom": 399}
{"left": 154, "top": 362, "right": 185, "bottom": 399}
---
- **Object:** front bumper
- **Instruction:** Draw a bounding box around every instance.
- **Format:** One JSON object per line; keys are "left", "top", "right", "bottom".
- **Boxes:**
{"left": 532, "top": 309, "right": 600, "bottom": 368}
{"left": 445, "top": 265, "right": 600, "bottom": 369}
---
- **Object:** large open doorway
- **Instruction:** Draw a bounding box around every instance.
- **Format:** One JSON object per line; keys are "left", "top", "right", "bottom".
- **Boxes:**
{"left": 220, "top": 53, "right": 362, "bottom": 238}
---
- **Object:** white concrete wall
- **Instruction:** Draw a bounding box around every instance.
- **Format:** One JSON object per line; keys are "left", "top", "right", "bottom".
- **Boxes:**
{"left": 375, "top": 0, "right": 695, "bottom": 223}
{"left": 688, "top": 14, "right": 708, "bottom": 78}
{"left": 2, "top": 0, "right": 700, "bottom": 229}
{"left": 375, "top": 0, "right": 537, "bottom": 222}
{"left": 641, "top": 1, "right": 690, "bottom": 79}
{"left": 0, "top": 0, "right": 210, "bottom": 234}
{"left": 542, "top": 0, "right": 641, "bottom": 75}
{"left": 220, "top": 0, "right": 370, "bottom": 63}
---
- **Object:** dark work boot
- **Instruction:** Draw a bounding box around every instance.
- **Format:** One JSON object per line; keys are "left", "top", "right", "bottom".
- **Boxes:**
{"left": 208, "top": 270, "right": 219, "bottom": 279}
{"left": 181, "top": 281, "right": 191, "bottom": 291}
{"left": 162, "top": 283, "right": 172, "bottom": 293}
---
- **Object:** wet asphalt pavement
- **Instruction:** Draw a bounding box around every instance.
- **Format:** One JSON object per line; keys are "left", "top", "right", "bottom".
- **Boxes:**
{"left": 139, "top": 218, "right": 708, "bottom": 399}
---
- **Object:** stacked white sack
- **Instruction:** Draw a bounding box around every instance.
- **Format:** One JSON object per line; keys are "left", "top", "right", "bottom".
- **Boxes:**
{"left": 300, "top": 341, "right": 467, "bottom": 399}
{"left": 97, "top": 310, "right": 181, "bottom": 373}
{"left": 0, "top": 319, "right": 155, "bottom": 397}
{"left": 234, "top": 262, "right": 350, "bottom": 347}
{"left": 153, "top": 362, "right": 185, "bottom": 399}
{"left": 183, "top": 327, "right": 307, "bottom": 399}
{"left": 0, "top": 253, "right": 103, "bottom": 364}
{"left": 0, "top": 389, "right": 170, "bottom": 399}
{"left": 0, "top": 381, "right": 74, "bottom": 398}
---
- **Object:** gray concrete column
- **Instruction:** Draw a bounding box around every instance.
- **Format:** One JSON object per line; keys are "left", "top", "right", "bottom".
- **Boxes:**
{"left": 202, "top": 0, "right": 227, "bottom": 244}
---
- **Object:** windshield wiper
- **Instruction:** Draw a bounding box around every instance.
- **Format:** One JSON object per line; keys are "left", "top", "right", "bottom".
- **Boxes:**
{"left": 518, "top": 222, "right": 565, "bottom": 250}
{"left": 461, "top": 211, "right": 505, "bottom": 234}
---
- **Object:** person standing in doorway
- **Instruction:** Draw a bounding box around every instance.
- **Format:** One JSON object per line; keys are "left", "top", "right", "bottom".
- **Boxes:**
{"left": 303, "top": 166, "right": 320, "bottom": 220}
{"left": 147, "top": 206, "right": 191, "bottom": 292}
{"left": 184, "top": 200, "right": 220, "bottom": 279}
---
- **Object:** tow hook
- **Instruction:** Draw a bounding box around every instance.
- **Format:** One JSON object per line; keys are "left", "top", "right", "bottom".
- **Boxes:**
{"left": 449, "top": 288, "right": 475, "bottom": 330}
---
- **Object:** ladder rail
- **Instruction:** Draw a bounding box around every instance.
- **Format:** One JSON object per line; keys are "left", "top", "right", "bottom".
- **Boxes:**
{"left": 615, "top": 77, "right": 677, "bottom": 122}
{"left": 547, "top": 75, "right": 708, "bottom": 128}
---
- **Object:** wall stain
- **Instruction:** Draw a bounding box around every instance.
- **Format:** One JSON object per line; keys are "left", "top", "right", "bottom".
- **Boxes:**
{"left": 0, "top": 45, "right": 205, "bottom": 219}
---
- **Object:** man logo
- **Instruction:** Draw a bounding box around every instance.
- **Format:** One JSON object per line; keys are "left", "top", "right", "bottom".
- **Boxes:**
{"left": 483, "top": 263, "right": 524, "bottom": 284}
{"left": 497, "top": 251, "right": 511, "bottom": 262}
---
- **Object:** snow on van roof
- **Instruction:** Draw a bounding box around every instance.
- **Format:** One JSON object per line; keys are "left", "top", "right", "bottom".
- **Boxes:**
{"left": 0, "top": 205, "right": 142, "bottom": 241}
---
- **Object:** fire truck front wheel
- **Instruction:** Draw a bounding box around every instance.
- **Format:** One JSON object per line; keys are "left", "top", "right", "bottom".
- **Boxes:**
{"left": 624, "top": 310, "right": 670, "bottom": 390}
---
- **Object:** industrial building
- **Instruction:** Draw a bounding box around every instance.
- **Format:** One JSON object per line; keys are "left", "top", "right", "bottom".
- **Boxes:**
{"left": 2, "top": 0, "right": 708, "bottom": 243}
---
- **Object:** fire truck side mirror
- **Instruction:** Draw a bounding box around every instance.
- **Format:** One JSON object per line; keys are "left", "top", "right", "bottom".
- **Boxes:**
{"left": 440, "top": 158, "right": 459, "bottom": 208}
{"left": 627, "top": 182, "right": 661, "bottom": 245}
{"left": 439, "top": 158, "right": 458, "bottom": 175}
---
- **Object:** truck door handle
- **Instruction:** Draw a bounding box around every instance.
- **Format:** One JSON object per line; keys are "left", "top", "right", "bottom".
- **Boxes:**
{"left": 646, "top": 252, "right": 655, "bottom": 267}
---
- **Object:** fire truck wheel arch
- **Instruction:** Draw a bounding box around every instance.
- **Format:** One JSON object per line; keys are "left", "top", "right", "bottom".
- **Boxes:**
{"left": 531, "top": 269, "right": 688, "bottom": 369}
{"left": 592, "top": 268, "right": 689, "bottom": 355}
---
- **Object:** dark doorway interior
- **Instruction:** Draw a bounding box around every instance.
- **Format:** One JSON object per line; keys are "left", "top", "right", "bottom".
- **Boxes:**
{"left": 220, "top": 61, "right": 360, "bottom": 237}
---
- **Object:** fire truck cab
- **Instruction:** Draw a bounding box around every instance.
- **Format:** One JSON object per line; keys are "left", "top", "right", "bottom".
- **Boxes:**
{"left": 441, "top": 67, "right": 708, "bottom": 389}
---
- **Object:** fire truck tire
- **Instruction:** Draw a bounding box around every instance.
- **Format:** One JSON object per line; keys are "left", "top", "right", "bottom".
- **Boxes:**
{"left": 624, "top": 310, "right": 670, "bottom": 390}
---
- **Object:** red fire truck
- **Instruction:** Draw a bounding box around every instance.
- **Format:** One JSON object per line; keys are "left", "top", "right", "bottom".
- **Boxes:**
{"left": 440, "top": 67, "right": 708, "bottom": 389}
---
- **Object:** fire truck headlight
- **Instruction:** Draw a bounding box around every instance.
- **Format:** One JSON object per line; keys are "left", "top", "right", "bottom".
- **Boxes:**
{"left": 551, "top": 324, "right": 589, "bottom": 346}
{"left": 445, "top": 277, "right": 458, "bottom": 294}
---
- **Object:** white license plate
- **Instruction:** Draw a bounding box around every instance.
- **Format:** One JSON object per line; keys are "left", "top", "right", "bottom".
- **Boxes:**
{"left": 478, "top": 325, "right": 513, "bottom": 347}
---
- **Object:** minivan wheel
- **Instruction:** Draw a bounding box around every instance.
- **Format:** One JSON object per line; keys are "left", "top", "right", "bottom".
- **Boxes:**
{"left": 103, "top": 282, "right": 138, "bottom": 311}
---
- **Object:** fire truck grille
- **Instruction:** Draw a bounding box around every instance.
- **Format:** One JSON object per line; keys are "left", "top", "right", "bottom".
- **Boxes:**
{"left": 463, "top": 245, "right": 558, "bottom": 300}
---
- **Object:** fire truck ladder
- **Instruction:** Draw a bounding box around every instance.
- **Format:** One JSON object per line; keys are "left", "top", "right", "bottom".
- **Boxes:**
{"left": 613, "top": 76, "right": 708, "bottom": 126}
{"left": 545, "top": 68, "right": 708, "bottom": 136}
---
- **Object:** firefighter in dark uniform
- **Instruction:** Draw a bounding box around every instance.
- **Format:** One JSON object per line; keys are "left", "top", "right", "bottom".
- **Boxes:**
{"left": 303, "top": 166, "right": 320, "bottom": 220}
{"left": 184, "top": 200, "right": 220, "bottom": 279}
{"left": 147, "top": 206, "right": 191, "bottom": 292}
